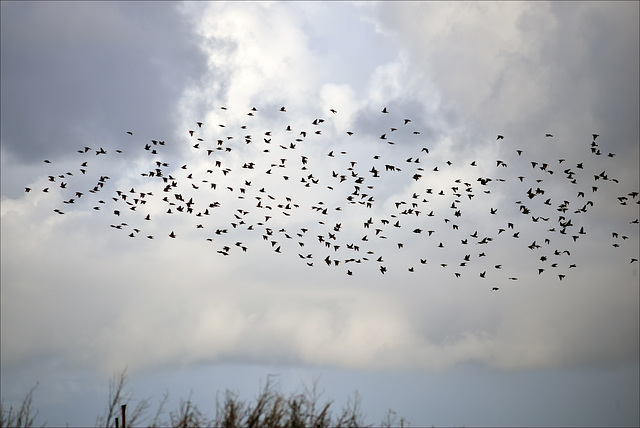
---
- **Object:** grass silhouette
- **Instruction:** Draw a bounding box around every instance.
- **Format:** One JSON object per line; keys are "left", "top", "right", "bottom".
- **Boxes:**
{"left": 2, "top": 370, "right": 410, "bottom": 427}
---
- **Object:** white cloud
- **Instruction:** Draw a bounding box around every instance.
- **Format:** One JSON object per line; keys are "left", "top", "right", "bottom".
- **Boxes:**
{"left": 372, "top": 3, "right": 556, "bottom": 128}
{"left": 1, "top": 2, "right": 638, "bottom": 386}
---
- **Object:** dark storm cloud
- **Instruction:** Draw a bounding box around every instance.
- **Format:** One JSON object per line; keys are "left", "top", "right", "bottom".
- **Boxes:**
{"left": 0, "top": 2, "right": 207, "bottom": 164}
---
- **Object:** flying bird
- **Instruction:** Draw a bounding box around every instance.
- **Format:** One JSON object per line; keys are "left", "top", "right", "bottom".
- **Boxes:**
{"left": 23, "top": 105, "right": 637, "bottom": 288}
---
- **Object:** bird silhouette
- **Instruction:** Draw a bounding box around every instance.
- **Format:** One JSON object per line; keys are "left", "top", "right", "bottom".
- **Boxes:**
{"left": 22, "top": 104, "right": 638, "bottom": 289}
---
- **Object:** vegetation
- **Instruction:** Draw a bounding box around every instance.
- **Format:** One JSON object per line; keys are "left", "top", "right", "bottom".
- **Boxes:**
{"left": 0, "top": 383, "right": 40, "bottom": 428}
{"left": 2, "top": 370, "right": 410, "bottom": 427}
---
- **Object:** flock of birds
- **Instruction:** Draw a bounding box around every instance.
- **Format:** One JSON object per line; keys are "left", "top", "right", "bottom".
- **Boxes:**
{"left": 26, "top": 106, "right": 639, "bottom": 290}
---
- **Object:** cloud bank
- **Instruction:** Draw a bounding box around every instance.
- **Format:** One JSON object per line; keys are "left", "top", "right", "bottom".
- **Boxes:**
{"left": 2, "top": 2, "right": 638, "bottom": 383}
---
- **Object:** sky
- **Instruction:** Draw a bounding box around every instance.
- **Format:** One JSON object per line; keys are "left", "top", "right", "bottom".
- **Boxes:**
{"left": 1, "top": 2, "right": 639, "bottom": 427}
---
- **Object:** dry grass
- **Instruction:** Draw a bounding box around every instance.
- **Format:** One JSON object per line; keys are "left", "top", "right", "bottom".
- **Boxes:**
{"left": 2, "top": 370, "right": 410, "bottom": 427}
{"left": 0, "top": 383, "right": 41, "bottom": 428}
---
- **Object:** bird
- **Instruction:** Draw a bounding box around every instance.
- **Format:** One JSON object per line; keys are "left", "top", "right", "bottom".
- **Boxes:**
{"left": 22, "top": 105, "right": 638, "bottom": 288}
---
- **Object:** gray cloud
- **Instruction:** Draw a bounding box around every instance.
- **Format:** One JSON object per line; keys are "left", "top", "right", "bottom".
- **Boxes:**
{"left": 1, "top": 2, "right": 638, "bottom": 427}
{"left": 1, "top": 2, "right": 206, "bottom": 169}
{"left": 3, "top": 0, "right": 638, "bottom": 374}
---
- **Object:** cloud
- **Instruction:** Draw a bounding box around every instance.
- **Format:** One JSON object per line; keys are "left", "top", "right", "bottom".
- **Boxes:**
{"left": 0, "top": 2, "right": 206, "bottom": 172}
{"left": 1, "top": 2, "right": 638, "bottom": 385}
{"left": 373, "top": 2, "right": 639, "bottom": 159}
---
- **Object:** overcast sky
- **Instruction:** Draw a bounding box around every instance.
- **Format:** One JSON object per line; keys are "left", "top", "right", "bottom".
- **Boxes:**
{"left": 1, "top": 2, "right": 639, "bottom": 427}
